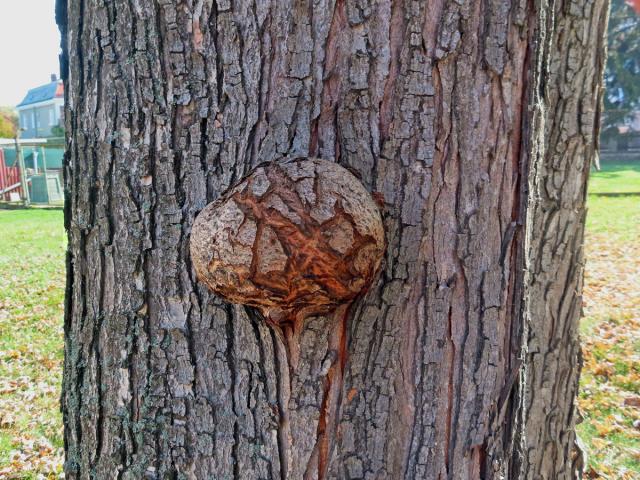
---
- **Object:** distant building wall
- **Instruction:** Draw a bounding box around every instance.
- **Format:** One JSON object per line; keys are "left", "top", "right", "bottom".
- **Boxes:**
{"left": 17, "top": 98, "right": 64, "bottom": 139}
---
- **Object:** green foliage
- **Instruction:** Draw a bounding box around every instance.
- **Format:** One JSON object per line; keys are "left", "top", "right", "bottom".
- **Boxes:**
{"left": 0, "top": 107, "right": 17, "bottom": 139}
{"left": 604, "top": 0, "right": 640, "bottom": 129}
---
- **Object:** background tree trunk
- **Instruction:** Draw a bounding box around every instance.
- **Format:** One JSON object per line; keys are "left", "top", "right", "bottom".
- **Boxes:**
{"left": 56, "top": 0, "right": 608, "bottom": 478}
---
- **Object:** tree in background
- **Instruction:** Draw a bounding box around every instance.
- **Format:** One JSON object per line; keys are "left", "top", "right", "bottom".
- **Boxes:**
{"left": 0, "top": 107, "right": 17, "bottom": 138}
{"left": 604, "top": 0, "right": 640, "bottom": 129}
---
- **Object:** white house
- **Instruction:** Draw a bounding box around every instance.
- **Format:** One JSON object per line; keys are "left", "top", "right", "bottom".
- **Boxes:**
{"left": 16, "top": 74, "right": 64, "bottom": 139}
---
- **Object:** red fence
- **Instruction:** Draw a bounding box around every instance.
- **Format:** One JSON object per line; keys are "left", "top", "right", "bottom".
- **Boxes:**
{"left": 0, "top": 149, "right": 23, "bottom": 201}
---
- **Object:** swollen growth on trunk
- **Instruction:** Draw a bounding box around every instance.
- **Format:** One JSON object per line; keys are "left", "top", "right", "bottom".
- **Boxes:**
{"left": 190, "top": 157, "right": 385, "bottom": 327}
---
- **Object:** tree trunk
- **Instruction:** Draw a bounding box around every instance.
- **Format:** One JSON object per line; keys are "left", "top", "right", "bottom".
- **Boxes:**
{"left": 522, "top": 0, "right": 609, "bottom": 477}
{"left": 56, "top": 0, "right": 608, "bottom": 478}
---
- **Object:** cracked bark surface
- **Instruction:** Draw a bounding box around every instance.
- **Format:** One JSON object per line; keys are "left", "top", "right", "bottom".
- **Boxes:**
{"left": 57, "top": 0, "right": 608, "bottom": 478}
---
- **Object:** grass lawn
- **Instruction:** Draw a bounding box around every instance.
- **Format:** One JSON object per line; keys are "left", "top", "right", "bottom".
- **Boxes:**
{"left": 0, "top": 159, "right": 637, "bottom": 478}
{"left": 588, "top": 160, "right": 640, "bottom": 195}
{"left": 578, "top": 159, "right": 640, "bottom": 479}
{"left": 0, "top": 209, "right": 65, "bottom": 478}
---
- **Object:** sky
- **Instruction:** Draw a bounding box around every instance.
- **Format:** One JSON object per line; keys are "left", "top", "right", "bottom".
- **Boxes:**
{"left": 0, "top": 0, "right": 61, "bottom": 106}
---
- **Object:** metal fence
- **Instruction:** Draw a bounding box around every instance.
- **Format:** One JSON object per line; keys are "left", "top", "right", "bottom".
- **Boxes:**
{"left": 0, "top": 137, "right": 65, "bottom": 206}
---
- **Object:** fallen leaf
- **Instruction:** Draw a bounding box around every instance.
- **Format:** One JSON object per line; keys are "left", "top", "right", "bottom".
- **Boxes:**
{"left": 624, "top": 396, "right": 640, "bottom": 408}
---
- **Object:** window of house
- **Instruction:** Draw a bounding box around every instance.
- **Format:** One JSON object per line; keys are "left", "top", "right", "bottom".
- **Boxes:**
{"left": 49, "top": 108, "right": 55, "bottom": 126}
{"left": 21, "top": 113, "right": 29, "bottom": 129}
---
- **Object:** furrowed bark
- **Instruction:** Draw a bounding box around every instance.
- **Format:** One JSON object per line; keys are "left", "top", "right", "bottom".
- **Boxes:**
{"left": 521, "top": 0, "right": 610, "bottom": 478}
{"left": 57, "top": 0, "right": 608, "bottom": 478}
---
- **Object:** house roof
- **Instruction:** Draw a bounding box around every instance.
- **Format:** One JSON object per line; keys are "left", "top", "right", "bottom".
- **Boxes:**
{"left": 16, "top": 81, "right": 64, "bottom": 108}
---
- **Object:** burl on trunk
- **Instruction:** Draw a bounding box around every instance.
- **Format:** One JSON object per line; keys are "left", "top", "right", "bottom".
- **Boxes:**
{"left": 190, "top": 157, "right": 384, "bottom": 477}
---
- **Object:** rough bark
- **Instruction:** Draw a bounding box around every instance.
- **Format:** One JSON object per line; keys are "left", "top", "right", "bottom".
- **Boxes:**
{"left": 57, "top": 0, "right": 607, "bottom": 479}
{"left": 521, "top": 0, "right": 609, "bottom": 478}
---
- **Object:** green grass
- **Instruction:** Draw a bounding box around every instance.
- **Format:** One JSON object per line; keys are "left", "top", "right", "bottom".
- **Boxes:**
{"left": 586, "top": 194, "right": 640, "bottom": 240}
{"left": 586, "top": 160, "right": 640, "bottom": 240}
{"left": 0, "top": 208, "right": 65, "bottom": 477}
{"left": 0, "top": 432, "right": 12, "bottom": 464}
{"left": 589, "top": 160, "right": 640, "bottom": 195}
{"left": 577, "top": 158, "right": 640, "bottom": 479}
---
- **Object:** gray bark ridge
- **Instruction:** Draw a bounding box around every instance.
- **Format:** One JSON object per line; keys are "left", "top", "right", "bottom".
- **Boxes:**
{"left": 521, "top": 0, "right": 609, "bottom": 478}
{"left": 57, "top": 0, "right": 608, "bottom": 479}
